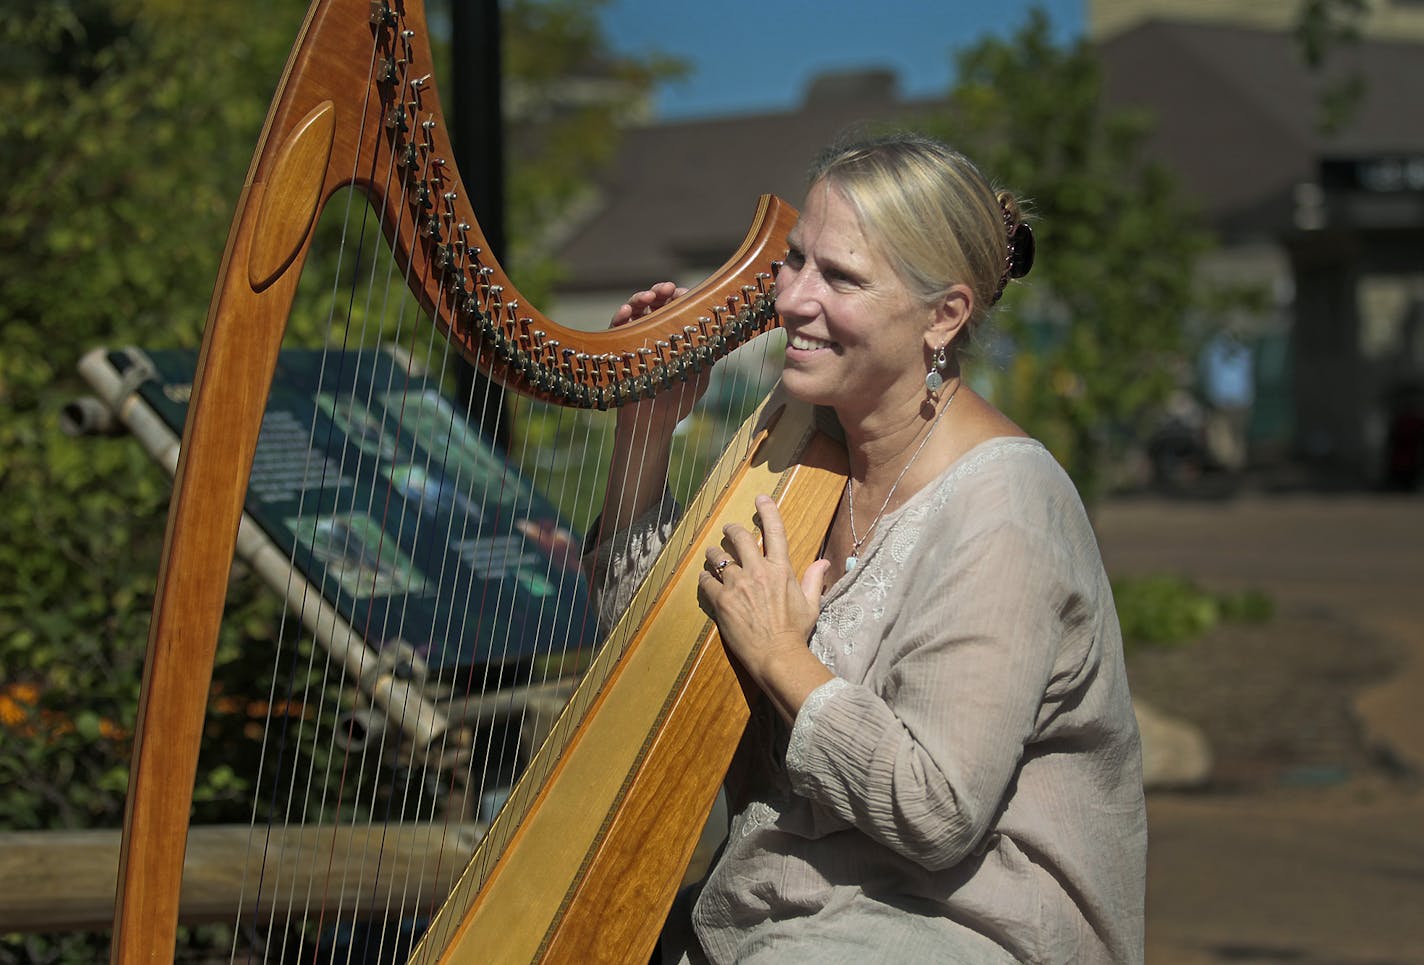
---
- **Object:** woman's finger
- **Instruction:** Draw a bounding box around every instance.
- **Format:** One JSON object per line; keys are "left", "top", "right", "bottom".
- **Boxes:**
{"left": 697, "top": 568, "right": 725, "bottom": 600}
{"left": 703, "top": 546, "right": 737, "bottom": 582}
{"left": 633, "top": 282, "right": 678, "bottom": 314}
{"left": 753, "top": 495, "right": 789, "bottom": 564}
{"left": 721, "top": 521, "right": 763, "bottom": 566}
{"left": 613, "top": 282, "right": 681, "bottom": 328}
{"left": 800, "top": 558, "right": 831, "bottom": 611}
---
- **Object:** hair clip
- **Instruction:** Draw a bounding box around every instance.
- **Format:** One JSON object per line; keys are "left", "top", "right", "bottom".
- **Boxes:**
{"left": 1008, "top": 222, "right": 1034, "bottom": 280}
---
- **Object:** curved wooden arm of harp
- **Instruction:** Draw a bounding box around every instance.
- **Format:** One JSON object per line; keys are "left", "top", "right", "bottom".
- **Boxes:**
{"left": 225, "top": 0, "right": 797, "bottom": 410}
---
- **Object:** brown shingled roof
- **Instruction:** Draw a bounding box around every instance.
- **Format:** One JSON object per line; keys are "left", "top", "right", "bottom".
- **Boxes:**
{"left": 552, "top": 22, "right": 1424, "bottom": 289}
{"left": 553, "top": 76, "right": 946, "bottom": 292}
{"left": 1098, "top": 20, "right": 1424, "bottom": 233}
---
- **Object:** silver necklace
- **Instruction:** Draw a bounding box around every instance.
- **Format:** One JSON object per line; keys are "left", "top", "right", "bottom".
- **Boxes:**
{"left": 845, "top": 382, "right": 960, "bottom": 572}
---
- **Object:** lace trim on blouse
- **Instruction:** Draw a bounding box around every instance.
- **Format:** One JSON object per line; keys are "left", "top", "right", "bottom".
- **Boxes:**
{"left": 814, "top": 439, "right": 1046, "bottom": 658}
{"left": 730, "top": 798, "right": 781, "bottom": 840}
{"left": 785, "top": 677, "right": 851, "bottom": 773}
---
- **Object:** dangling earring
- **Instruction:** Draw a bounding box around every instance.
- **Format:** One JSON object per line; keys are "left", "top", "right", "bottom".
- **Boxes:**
{"left": 925, "top": 343, "right": 949, "bottom": 393}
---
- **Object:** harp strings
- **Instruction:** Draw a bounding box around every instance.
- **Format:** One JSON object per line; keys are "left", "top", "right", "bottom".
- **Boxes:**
{"left": 233, "top": 15, "right": 455, "bottom": 954}
{"left": 240, "top": 69, "right": 603, "bottom": 963}
{"left": 318, "top": 64, "right": 509, "bottom": 953}
{"left": 303, "top": 43, "right": 435, "bottom": 955}
{"left": 234, "top": 34, "right": 376, "bottom": 960}
{"left": 436, "top": 334, "right": 787, "bottom": 939}
{"left": 217, "top": 7, "right": 790, "bottom": 959}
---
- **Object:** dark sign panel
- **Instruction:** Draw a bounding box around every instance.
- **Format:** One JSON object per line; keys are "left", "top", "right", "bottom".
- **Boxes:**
{"left": 114, "top": 348, "right": 596, "bottom": 676}
{"left": 1321, "top": 155, "right": 1424, "bottom": 194}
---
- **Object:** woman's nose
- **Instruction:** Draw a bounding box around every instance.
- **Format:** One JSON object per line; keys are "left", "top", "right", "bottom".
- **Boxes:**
{"left": 774, "top": 266, "right": 813, "bottom": 320}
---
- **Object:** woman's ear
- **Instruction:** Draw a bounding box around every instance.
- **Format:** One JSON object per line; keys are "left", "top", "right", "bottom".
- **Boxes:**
{"left": 924, "top": 284, "right": 974, "bottom": 353}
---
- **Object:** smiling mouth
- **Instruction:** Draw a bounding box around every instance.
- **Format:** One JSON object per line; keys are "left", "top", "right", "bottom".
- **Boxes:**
{"left": 788, "top": 333, "right": 835, "bottom": 351}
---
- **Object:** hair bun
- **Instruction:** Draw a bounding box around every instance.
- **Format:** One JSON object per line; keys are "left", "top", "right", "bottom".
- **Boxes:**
{"left": 1008, "top": 222, "right": 1034, "bottom": 280}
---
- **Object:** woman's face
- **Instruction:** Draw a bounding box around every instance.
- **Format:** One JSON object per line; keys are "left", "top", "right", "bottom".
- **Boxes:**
{"left": 775, "top": 180, "right": 936, "bottom": 421}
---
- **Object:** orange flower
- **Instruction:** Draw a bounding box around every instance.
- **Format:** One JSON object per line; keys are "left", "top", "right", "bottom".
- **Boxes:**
{"left": 0, "top": 695, "right": 25, "bottom": 727}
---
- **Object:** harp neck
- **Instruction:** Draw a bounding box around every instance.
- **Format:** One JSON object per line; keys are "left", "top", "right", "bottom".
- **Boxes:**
{"left": 252, "top": 0, "right": 795, "bottom": 409}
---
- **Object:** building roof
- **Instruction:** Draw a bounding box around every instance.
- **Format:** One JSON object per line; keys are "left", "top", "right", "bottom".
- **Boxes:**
{"left": 552, "top": 72, "right": 945, "bottom": 293}
{"left": 551, "top": 22, "right": 1424, "bottom": 292}
{"left": 1088, "top": 0, "right": 1424, "bottom": 44}
{"left": 1097, "top": 19, "right": 1424, "bottom": 233}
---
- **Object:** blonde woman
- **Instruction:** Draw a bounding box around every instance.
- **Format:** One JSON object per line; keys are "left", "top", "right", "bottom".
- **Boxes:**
{"left": 589, "top": 134, "right": 1146, "bottom": 964}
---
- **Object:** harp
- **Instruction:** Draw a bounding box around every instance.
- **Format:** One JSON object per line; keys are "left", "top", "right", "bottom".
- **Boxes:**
{"left": 111, "top": 0, "right": 845, "bottom": 961}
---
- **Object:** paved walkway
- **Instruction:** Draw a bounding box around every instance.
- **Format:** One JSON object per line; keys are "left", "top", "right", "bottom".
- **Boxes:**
{"left": 1095, "top": 493, "right": 1424, "bottom": 964}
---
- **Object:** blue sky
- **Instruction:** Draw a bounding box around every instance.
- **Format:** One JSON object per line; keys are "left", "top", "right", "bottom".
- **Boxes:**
{"left": 598, "top": 1, "right": 1085, "bottom": 120}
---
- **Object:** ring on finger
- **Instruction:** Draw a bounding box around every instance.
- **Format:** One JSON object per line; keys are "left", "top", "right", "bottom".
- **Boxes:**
{"left": 713, "top": 558, "right": 732, "bottom": 581}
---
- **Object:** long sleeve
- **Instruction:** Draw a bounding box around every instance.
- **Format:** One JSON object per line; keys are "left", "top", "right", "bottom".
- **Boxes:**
{"left": 580, "top": 489, "right": 681, "bottom": 632}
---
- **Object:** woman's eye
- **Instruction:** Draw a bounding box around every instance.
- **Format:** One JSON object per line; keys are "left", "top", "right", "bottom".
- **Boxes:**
{"left": 783, "top": 248, "right": 805, "bottom": 269}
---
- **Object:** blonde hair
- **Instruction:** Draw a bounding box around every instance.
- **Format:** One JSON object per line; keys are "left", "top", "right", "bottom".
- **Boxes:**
{"left": 808, "top": 133, "right": 1028, "bottom": 329}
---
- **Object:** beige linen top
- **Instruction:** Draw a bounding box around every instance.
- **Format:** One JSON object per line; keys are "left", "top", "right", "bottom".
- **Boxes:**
{"left": 587, "top": 436, "right": 1147, "bottom": 964}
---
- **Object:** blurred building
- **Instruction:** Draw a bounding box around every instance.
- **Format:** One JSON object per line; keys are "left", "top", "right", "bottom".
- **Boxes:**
{"left": 1093, "top": 0, "right": 1424, "bottom": 484}
{"left": 547, "top": 2, "right": 1424, "bottom": 486}
{"left": 544, "top": 69, "right": 936, "bottom": 331}
{"left": 1091, "top": 0, "right": 1424, "bottom": 42}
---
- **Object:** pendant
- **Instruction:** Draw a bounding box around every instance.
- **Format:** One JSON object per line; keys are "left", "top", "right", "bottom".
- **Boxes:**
{"left": 925, "top": 368, "right": 944, "bottom": 393}
{"left": 845, "top": 555, "right": 858, "bottom": 572}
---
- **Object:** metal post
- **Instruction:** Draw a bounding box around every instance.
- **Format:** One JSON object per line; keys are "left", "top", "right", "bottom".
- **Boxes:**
{"left": 450, "top": 0, "right": 510, "bottom": 450}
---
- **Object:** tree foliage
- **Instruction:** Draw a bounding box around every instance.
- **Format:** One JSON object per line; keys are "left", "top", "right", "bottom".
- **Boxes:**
{"left": 0, "top": 0, "right": 301, "bottom": 834}
{"left": 493, "top": 0, "right": 685, "bottom": 297}
{"left": 1294, "top": 0, "right": 1369, "bottom": 134}
{"left": 0, "top": 0, "right": 674, "bottom": 956}
{"left": 923, "top": 11, "right": 1223, "bottom": 501}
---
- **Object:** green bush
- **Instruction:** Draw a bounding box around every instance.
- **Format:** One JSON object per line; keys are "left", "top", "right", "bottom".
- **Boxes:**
{"left": 1113, "top": 574, "right": 1273, "bottom": 652}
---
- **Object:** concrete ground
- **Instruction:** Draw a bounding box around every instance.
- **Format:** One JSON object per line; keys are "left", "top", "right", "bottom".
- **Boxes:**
{"left": 1094, "top": 493, "right": 1424, "bottom": 965}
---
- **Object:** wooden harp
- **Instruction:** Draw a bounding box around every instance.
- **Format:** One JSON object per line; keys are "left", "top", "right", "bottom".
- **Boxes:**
{"left": 111, "top": 0, "right": 845, "bottom": 961}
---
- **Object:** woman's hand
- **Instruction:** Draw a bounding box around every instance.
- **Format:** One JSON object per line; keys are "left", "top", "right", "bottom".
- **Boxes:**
{"left": 699, "top": 495, "right": 834, "bottom": 722}
{"left": 611, "top": 281, "right": 685, "bottom": 327}
{"left": 611, "top": 282, "right": 708, "bottom": 436}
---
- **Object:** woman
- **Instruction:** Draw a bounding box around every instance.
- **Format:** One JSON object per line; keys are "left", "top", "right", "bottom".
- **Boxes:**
{"left": 587, "top": 133, "right": 1146, "bottom": 964}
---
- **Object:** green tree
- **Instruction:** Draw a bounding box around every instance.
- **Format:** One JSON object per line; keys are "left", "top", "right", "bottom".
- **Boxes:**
{"left": 499, "top": 0, "right": 686, "bottom": 298}
{"left": 1294, "top": 0, "right": 1369, "bottom": 134}
{"left": 924, "top": 10, "right": 1235, "bottom": 503}
{"left": 0, "top": 7, "right": 305, "bottom": 959}
{"left": 0, "top": 0, "right": 300, "bottom": 826}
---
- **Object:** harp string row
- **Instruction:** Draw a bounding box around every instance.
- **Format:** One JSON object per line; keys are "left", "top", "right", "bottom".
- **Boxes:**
{"left": 113, "top": 0, "right": 799, "bottom": 958}
{"left": 239, "top": 10, "right": 464, "bottom": 954}
{"left": 235, "top": 24, "right": 390, "bottom": 959}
